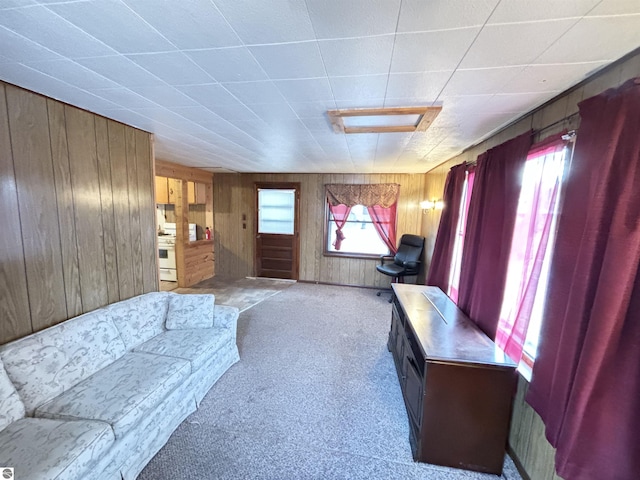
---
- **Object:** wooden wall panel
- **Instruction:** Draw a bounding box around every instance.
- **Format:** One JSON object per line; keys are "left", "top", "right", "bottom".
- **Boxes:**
{"left": 108, "top": 121, "right": 135, "bottom": 300}
{"left": 0, "top": 84, "right": 31, "bottom": 342}
{"left": 213, "top": 172, "right": 426, "bottom": 287}
{"left": 47, "top": 100, "right": 83, "bottom": 317}
{"left": 135, "top": 130, "right": 157, "bottom": 293}
{"left": 65, "top": 106, "right": 108, "bottom": 312}
{"left": 125, "top": 127, "right": 143, "bottom": 296}
{"left": 0, "top": 81, "right": 156, "bottom": 344}
{"left": 6, "top": 85, "right": 68, "bottom": 331}
{"left": 95, "top": 116, "right": 120, "bottom": 304}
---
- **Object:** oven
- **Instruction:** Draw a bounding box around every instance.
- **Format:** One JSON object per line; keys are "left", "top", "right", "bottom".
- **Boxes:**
{"left": 158, "top": 237, "right": 177, "bottom": 281}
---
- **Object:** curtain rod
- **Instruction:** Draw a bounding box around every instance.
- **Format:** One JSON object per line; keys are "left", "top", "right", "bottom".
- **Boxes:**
{"left": 463, "top": 112, "right": 580, "bottom": 167}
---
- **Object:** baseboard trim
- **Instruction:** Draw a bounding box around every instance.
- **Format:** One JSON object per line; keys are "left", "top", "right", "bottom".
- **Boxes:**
{"left": 297, "top": 280, "right": 385, "bottom": 290}
{"left": 507, "top": 445, "right": 532, "bottom": 480}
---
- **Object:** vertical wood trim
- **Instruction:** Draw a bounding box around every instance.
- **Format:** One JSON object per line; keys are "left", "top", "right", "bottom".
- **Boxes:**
{"left": 0, "top": 84, "right": 31, "bottom": 343}
{"left": 64, "top": 106, "right": 108, "bottom": 312}
{"left": 125, "top": 127, "right": 143, "bottom": 296}
{"left": 47, "top": 100, "right": 82, "bottom": 317}
{"left": 6, "top": 85, "right": 67, "bottom": 331}
{"left": 135, "top": 130, "right": 157, "bottom": 293}
{"left": 108, "top": 120, "right": 134, "bottom": 300}
{"left": 95, "top": 116, "right": 120, "bottom": 304}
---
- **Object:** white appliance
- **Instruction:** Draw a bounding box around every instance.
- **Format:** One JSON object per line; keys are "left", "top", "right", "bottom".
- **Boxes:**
{"left": 158, "top": 235, "right": 177, "bottom": 282}
{"left": 163, "top": 223, "right": 197, "bottom": 241}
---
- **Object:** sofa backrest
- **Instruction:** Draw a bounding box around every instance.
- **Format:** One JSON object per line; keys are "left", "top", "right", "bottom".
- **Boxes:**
{"left": 0, "top": 309, "right": 126, "bottom": 415}
{"left": 0, "top": 359, "right": 25, "bottom": 431}
{"left": 107, "top": 292, "right": 169, "bottom": 350}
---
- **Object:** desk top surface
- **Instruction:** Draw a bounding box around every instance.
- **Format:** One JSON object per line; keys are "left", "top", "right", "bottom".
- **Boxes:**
{"left": 392, "top": 284, "right": 516, "bottom": 369}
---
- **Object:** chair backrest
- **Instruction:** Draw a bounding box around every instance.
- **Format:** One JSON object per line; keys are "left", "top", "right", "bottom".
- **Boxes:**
{"left": 394, "top": 234, "right": 425, "bottom": 274}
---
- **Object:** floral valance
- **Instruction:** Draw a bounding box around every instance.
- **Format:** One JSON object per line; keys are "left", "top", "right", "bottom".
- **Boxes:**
{"left": 325, "top": 183, "right": 400, "bottom": 208}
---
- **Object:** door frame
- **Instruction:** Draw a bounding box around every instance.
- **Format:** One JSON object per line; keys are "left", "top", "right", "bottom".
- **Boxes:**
{"left": 254, "top": 182, "right": 301, "bottom": 279}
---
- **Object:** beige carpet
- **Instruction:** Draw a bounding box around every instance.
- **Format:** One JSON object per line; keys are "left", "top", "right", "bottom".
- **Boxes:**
{"left": 172, "top": 276, "right": 295, "bottom": 312}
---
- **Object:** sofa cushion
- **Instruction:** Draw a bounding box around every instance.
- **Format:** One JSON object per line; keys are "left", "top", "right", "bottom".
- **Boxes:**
{"left": 0, "top": 417, "right": 113, "bottom": 480}
{"left": 106, "top": 292, "right": 169, "bottom": 350}
{"left": 0, "top": 310, "right": 126, "bottom": 415}
{"left": 35, "top": 352, "right": 190, "bottom": 439}
{"left": 135, "top": 327, "right": 232, "bottom": 371}
{"left": 166, "top": 293, "right": 215, "bottom": 330}
{"left": 0, "top": 361, "right": 25, "bottom": 431}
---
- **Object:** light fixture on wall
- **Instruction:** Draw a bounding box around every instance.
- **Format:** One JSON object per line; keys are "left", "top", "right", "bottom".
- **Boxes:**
{"left": 420, "top": 199, "right": 444, "bottom": 213}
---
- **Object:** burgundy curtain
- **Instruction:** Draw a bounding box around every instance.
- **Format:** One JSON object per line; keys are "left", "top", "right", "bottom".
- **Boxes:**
{"left": 328, "top": 204, "right": 352, "bottom": 250}
{"left": 367, "top": 204, "right": 398, "bottom": 254}
{"left": 426, "top": 163, "right": 468, "bottom": 292}
{"left": 495, "top": 134, "right": 567, "bottom": 362}
{"left": 527, "top": 78, "right": 640, "bottom": 480}
{"left": 457, "top": 130, "right": 533, "bottom": 338}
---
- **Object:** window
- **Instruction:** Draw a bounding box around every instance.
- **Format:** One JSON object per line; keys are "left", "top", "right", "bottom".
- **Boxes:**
{"left": 495, "top": 140, "right": 568, "bottom": 367}
{"left": 325, "top": 204, "right": 390, "bottom": 256}
{"left": 257, "top": 189, "right": 295, "bottom": 235}
{"left": 447, "top": 168, "right": 475, "bottom": 303}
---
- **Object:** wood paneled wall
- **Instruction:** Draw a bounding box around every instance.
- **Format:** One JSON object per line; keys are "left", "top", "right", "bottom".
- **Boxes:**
{"left": 421, "top": 50, "right": 640, "bottom": 480}
{"left": 0, "top": 82, "right": 157, "bottom": 345}
{"left": 214, "top": 173, "right": 425, "bottom": 287}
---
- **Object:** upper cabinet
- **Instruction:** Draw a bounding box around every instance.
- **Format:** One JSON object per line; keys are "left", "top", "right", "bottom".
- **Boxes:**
{"left": 187, "top": 181, "right": 206, "bottom": 205}
{"left": 155, "top": 176, "right": 169, "bottom": 204}
{"left": 155, "top": 177, "right": 205, "bottom": 205}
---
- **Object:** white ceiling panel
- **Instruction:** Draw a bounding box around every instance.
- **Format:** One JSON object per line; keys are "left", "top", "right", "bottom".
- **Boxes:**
{"left": 186, "top": 47, "right": 267, "bottom": 83}
{"left": 0, "top": 5, "right": 118, "bottom": 58}
{"left": 220, "top": 81, "right": 286, "bottom": 105}
{"left": 130, "top": 85, "right": 198, "bottom": 108}
{"left": 398, "top": 0, "right": 499, "bottom": 32}
{"left": 534, "top": 15, "right": 640, "bottom": 64}
{"left": 25, "top": 59, "right": 119, "bottom": 90}
{"left": 306, "top": 0, "right": 401, "bottom": 39}
{"left": 273, "top": 78, "right": 333, "bottom": 103}
{"left": 440, "top": 67, "right": 523, "bottom": 96}
{"left": 212, "top": 0, "right": 314, "bottom": 44}
{"left": 75, "top": 55, "right": 165, "bottom": 88}
{"left": 177, "top": 84, "right": 239, "bottom": 108}
{"left": 123, "top": 0, "right": 241, "bottom": 49}
{"left": 288, "top": 100, "right": 337, "bottom": 119}
{"left": 319, "top": 35, "right": 394, "bottom": 76}
{"left": 391, "top": 29, "right": 480, "bottom": 73}
{"left": 249, "top": 42, "right": 325, "bottom": 79}
{"left": 385, "top": 71, "right": 453, "bottom": 99}
{"left": 330, "top": 75, "right": 388, "bottom": 102}
{"left": 0, "top": 1, "right": 637, "bottom": 173}
{"left": 0, "top": 25, "right": 63, "bottom": 63}
{"left": 501, "top": 62, "right": 607, "bottom": 94}
{"left": 46, "top": 0, "right": 176, "bottom": 54}
{"left": 487, "top": 0, "right": 600, "bottom": 24}
{"left": 127, "top": 52, "right": 214, "bottom": 85}
{"left": 459, "top": 20, "right": 577, "bottom": 69}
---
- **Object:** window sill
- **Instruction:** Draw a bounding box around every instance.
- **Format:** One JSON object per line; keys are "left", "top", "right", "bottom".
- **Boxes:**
{"left": 323, "top": 251, "right": 386, "bottom": 260}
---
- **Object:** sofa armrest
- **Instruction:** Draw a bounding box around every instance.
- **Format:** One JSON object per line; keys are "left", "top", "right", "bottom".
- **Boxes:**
{"left": 213, "top": 305, "right": 239, "bottom": 333}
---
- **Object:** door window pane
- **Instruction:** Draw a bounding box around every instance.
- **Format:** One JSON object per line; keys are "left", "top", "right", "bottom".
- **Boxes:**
{"left": 258, "top": 189, "right": 295, "bottom": 235}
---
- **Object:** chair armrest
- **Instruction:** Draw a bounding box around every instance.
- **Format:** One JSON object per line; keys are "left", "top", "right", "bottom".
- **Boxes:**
{"left": 379, "top": 254, "right": 394, "bottom": 265}
{"left": 403, "top": 260, "right": 421, "bottom": 269}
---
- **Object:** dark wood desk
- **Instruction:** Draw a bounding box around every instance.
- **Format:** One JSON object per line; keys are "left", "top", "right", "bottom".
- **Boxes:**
{"left": 388, "top": 284, "right": 517, "bottom": 474}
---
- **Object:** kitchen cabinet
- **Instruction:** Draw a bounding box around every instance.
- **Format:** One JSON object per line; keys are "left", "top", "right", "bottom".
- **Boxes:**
{"left": 155, "top": 176, "right": 169, "bottom": 204}
{"left": 187, "top": 181, "right": 206, "bottom": 204}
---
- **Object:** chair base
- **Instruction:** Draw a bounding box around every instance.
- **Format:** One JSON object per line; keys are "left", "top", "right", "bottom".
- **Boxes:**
{"left": 376, "top": 289, "right": 393, "bottom": 303}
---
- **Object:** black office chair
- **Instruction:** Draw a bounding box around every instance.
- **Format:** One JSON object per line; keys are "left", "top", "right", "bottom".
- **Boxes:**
{"left": 376, "top": 234, "right": 425, "bottom": 302}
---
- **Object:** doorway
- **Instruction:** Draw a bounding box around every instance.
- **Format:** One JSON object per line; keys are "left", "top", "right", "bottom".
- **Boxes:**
{"left": 255, "top": 183, "right": 300, "bottom": 279}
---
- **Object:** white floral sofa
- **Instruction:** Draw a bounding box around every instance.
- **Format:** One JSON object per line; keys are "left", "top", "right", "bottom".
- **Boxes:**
{"left": 0, "top": 292, "right": 239, "bottom": 480}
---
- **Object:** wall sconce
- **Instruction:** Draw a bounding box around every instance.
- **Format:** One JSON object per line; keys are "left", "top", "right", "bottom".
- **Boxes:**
{"left": 420, "top": 199, "right": 444, "bottom": 213}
